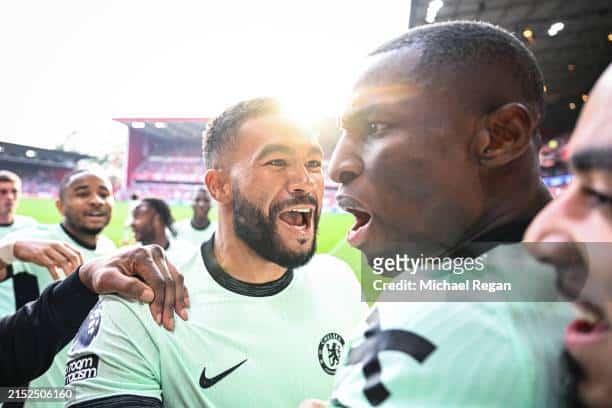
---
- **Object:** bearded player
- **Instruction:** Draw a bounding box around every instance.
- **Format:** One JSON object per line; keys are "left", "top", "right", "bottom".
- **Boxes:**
{"left": 66, "top": 98, "right": 366, "bottom": 407}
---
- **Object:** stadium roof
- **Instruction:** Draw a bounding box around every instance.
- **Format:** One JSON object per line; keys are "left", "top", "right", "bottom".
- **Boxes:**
{"left": 409, "top": 0, "right": 612, "bottom": 137}
{"left": 0, "top": 142, "right": 91, "bottom": 168}
{"left": 114, "top": 118, "right": 210, "bottom": 141}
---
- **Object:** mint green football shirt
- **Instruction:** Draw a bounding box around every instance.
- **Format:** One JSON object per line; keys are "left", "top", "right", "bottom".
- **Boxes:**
{"left": 0, "top": 215, "right": 37, "bottom": 318}
{"left": 5, "top": 224, "right": 116, "bottom": 408}
{"left": 330, "top": 243, "right": 574, "bottom": 407}
{"left": 173, "top": 219, "right": 216, "bottom": 246}
{"left": 66, "top": 241, "right": 368, "bottom": 407}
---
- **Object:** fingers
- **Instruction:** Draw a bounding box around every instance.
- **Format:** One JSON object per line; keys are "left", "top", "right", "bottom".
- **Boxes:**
{"left": 39, "top": 255, "right": 61, "bottom": 280}
{"left": 98, "top": 270, "right": 154, "bottom": 302}
{"left": 131, "top": 245, "right": 168, "bottom": 328}
{"left": 167, "top": 261, "right": 189, "bottom": 321}
{"left": 43, "top": 246, "right": 78, "bottom": 278}
{"left": 152, "top": 249, "right": 176, "bottom": 331}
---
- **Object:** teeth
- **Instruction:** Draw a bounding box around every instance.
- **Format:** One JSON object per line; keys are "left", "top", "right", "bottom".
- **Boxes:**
{"left": 290, "top": 209, "right": 311, "bottom": 213}
{"left": 574, "top": 304, "right": 602, "bottom": 325}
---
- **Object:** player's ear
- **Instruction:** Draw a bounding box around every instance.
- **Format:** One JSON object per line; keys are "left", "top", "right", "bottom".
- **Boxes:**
{"left": 471, "top": 102, "right": 535, "bottom": 167}
{"left": 55, "top": 198, "right": 64, "bottom": 215}
{"left": 205, "top": 168, "right": 231, "bottom": 205}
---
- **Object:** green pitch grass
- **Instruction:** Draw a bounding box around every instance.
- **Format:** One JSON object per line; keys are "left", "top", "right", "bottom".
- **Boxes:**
{"left": 16, "top": 197, "right": 363, "bottom": 276}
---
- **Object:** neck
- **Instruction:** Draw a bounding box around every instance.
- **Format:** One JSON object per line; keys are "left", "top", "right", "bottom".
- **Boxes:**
{"left": 0, "top": 213, "right": 14, "bottom": 225}
{"left": 463, "top": 181, "right": 551, "bottom": 246}
{"left": 213, "top": 210, "right": 287, "bottom": 284}
{"left": 191, "top": 217, "right": 210, "bottom": 230}
{"left": 61, "top": 221, "right": 98, "bottom": 248}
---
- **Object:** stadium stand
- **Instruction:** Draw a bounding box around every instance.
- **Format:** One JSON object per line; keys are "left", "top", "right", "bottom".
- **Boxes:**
{"left": 0, "top": 142, "right": 91, "bottom": 197}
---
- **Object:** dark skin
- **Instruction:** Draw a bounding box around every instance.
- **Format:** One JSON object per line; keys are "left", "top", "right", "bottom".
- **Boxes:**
{"left": 191, "top": 190, "right": 211, "bottom": 230}
{"left": 329, "top": 46, "right": 550, "bottom": 262}
{"left": 55, "top": 172, "right": 114, "bottom": 248}
{"left": 131, "top": 202, "right": 169, "bottom": 249}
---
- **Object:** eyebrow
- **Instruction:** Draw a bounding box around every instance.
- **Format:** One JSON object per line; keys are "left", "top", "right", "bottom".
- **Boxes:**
{"left": 571, "top": 148, "right": 612, "bottom": 172}
{"left": 255, "top": 144, "right": 322, "bottom": 160}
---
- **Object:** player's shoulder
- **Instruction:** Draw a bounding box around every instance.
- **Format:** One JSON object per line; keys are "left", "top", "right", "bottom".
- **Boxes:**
{"left": 5, "top": 223, "right": 54, "bottom": 240}
{"left": 14, "top": 214, "right": 37, "bottom": 227}
{"left": 298, "top": 254, "right": 357, "bottom": 282}
{"left": 375, "top": 302, "right": 516, "bottom": 339}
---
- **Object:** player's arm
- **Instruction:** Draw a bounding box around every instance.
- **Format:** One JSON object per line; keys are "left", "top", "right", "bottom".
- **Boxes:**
{"left": 0, "top": 243, "right": 188, "bottom": 386}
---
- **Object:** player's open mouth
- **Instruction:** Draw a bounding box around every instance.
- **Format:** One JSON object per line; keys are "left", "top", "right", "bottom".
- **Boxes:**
{"left": 278, "top": 206, "right": 315, "bottom": 233}
{"left": 344, "top": 207, "right": 372, "bottom": 247}
{"left": 566, "top": 302, "right": 610, "bottom": 349}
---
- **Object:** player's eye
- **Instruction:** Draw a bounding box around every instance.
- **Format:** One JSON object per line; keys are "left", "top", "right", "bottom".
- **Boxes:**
{"left": 582, "top": 186, "right": 612, "bottom": 209}
{"left": 366, "top": 122, "right": 389, "bottom": 137}
{"left": 266, "top": 159, "right": 287, "bottom": 167}
{"left": 306, "top": 160, "right": 322, "bottom": 169}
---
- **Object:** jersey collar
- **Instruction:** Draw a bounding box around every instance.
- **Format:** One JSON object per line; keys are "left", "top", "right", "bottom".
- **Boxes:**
{"left": 200, "top": 235, "right": 294, "bottom": 297}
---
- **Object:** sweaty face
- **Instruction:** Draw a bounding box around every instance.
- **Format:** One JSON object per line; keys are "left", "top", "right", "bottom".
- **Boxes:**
{"left": 193, "top": 190, "right": 211, "bottom": 220}
{"left": 60, "top": 173, "right": 113, "bottom": 236}
{"left": 229, "top": 114, "right": 324, "bottom": 269}
{"left": 525, "top": 66, "right": 612, "bottom": 407}
{"left": 130, "top": 203, "right": 157, "bottom": 245}
{"left": 0, "top": 181, "right": 19, "bottom": 220}
{"left": 329, "top": 49, "right": 484, "bottom": 262}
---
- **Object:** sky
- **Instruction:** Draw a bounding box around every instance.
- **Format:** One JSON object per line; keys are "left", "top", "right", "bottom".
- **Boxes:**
{"left": 0, "top": 0, "right": 411, "bottom": 156}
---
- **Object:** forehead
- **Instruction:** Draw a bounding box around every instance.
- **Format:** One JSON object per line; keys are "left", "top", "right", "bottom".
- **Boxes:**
{"left": 235, "top": 114, "right": 322, "bottom": 157}
{"left": 65, "top": 173, "right": 112, "bottom": 190}
{"left": 348, "top": 48, "right": 424, "bottom": 111}
{"left": 568, "top": 70, "right": 612, "bottom": 155}
{"left": 134, "top": 202, "right": 152, "bottom": 215}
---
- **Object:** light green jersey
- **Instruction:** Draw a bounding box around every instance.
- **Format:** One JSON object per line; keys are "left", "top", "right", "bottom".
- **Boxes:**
{"left": 330, "top": 243, "right": 574, "bottom": 407}
{"left": 165, "top": 237, "right": 197, "bottom": 268}
{"left": 0, "top": 215, "right": 37, "bottom": 318}
{"left": 5, "top": 224, "right": 116, "bottom": 408}
{"left": 66, "top": 240, "right": 368, "bottom": 407}
{"left": 173, "top": 219, "right": 216, "bottom": 246}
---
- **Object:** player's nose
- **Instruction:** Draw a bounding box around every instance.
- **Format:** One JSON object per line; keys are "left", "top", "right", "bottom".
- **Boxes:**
{"left": 329, "top": 134, "right": 363, "bottom": 185}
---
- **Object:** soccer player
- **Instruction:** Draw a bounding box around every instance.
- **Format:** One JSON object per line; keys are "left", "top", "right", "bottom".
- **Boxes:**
{"left": 174, "top": 187, "right": 216, "bottom": 244}
{"left": 310, "top": 21, "right": 572, "bottom": 407}
{"left": 130, "top": 197, "right": 196, "bottom": 266}
{"left": 66, "top": 98, "right": 366, "bottom": 407}
{"left": 4, "top": 169, "right": 117, "bottom": 407}
{"left": 0, "top": 170, "right": 37, "bottom": 318}
{"left": 525, "top": 63, "right": 612, "bottom": 407}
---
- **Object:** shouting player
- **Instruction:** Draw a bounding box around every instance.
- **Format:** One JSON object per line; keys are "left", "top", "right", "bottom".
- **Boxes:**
{"left": 525, "top": 63, "right": 612, "bottom": 407}
{"left": 67, "top": 98, "right": 366, "bottom": 407}
{"left": 306, "top": 21, "right": 573, "bottom": 407}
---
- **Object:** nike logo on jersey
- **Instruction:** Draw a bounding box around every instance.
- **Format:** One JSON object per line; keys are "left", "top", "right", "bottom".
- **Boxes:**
{"left": 199, "top": 359, "right": 247, "bottom": 389}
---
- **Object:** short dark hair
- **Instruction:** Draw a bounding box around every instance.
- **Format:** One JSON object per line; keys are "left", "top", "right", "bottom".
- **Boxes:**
{"left": 0, "top": 170, "right": 21, "bottom": 186}
{"left": 142, "top": 197, "right": 176, "bottom": 237}
{"left": 370, "top": 20, "right": 545, "bottom": 120}
{"left": 59, "top": 169, "right": 110, "bottom": 200}
{"left": 59, "top": 169, "right": 90, "bottom": 199}
{"left": 203, "top": 97, "right": 282, "bottom": 169}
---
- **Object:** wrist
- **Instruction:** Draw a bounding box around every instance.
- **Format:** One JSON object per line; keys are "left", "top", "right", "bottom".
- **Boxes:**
{"left": 77, "top": 262, "right": 95, "bottom": 293}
